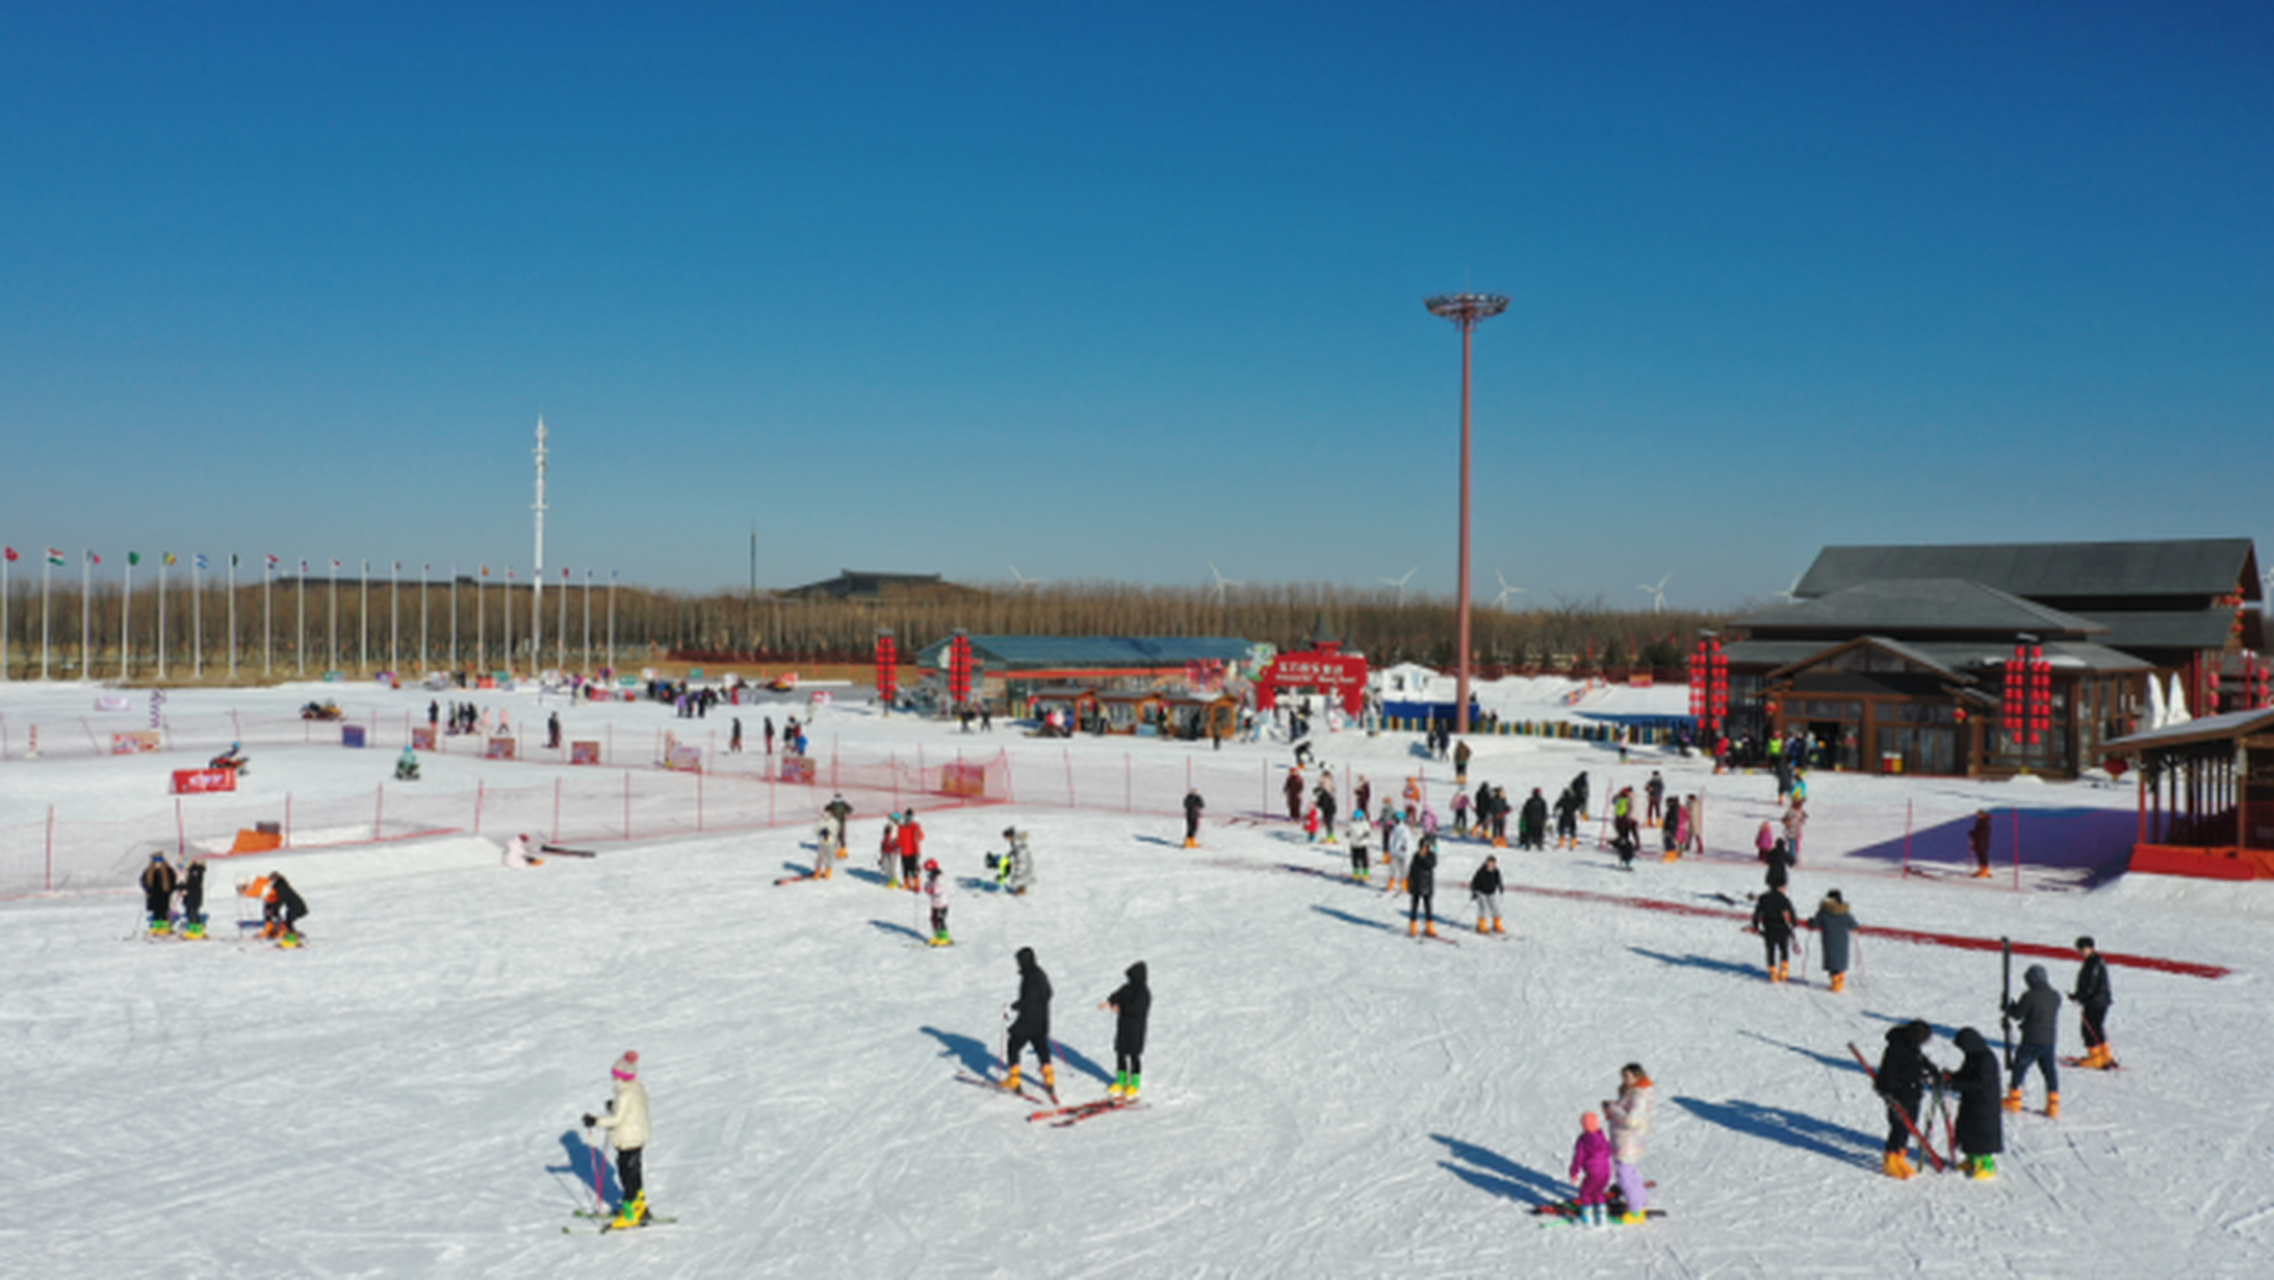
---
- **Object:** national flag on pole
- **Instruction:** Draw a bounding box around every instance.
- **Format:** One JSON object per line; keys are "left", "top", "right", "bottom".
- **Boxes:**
{"left": 231, "top": 554, "right": 240, "bottom": 567}
{"left": 299, "top": 559, "right": 309, "bottom": 574}
{"left": 266, "top": 554, "right": 279, "bottom": 570}
{"left": 507, "top": 567, "right": 514, "bottom": 580}
{"left": 331, "top": 559, "right": 341, "bottom": 571}
{"left": 393, "top": 561, "right": 402, "bottom": 572}
{"left": 47, "top": 548, "right": 66, "bottom": 566}
{"left": 195, "top": 553, "right": 209, "bottom": 570}
{"left": 128, "top": 552, "right": 141, "bottom": 566}
{"left": 87, "top": 550, "right": 101, "bottom": 565}
{"left": 481, "top": 566, "right": 490, "bottom": 577}
{"left": 563, "top": 568, "right": 570, "bottom": 580}
{"left": 164, "top": 553, "right": 177, "bottom": 566}
{"left": 3, "top": 548, "right": 16, "bottom": 562}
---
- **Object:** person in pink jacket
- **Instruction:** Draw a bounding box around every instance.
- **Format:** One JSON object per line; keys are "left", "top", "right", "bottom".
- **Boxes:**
{"left": 1568, "top": 1111, "right": 1613, "bottom": 1227}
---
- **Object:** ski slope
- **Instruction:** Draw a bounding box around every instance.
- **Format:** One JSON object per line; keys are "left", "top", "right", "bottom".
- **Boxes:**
{"left": 3, "top": 679, "right": 2269, "bottom": 1277}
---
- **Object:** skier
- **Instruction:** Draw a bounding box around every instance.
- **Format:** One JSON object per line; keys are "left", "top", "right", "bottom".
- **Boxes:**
{"left": 1182, "top": 788, "right": 1204, "bottom": 849}
{"left": 395, "top": 745, "right": 420, "bottom": 781}
{"left": 583, "top": 1050, "right": 653, "bottom": 1228}
{"left": 1003, "top": 946, "right": 1055, "bottom": 1096}
{"left": 825, "top": 793, "right": 853, "bottom": 850}
{"left": 1315, "top": 781, "right": 1339, "bottom": 844}
{"left": 261, "top": 872, "right": 308, "bottom": 945}
{"left": 924, "top": 859, "right": 951, "bottom": 946}
{"left": 2002, "top": 964, "right": 2062, "bottom": 1117}
{"left": 1470, "top": 853, "right": 1505, "bottom": 935}
{"left": 812, "top": 819, "right": 839, "bottom": 879}
{"left": 1489, "top": 785, "right": 1511, "bottom": 847}
{"left": 1552, "top": 788, "right": 1581, "bottom": 850}
{"left": 1407, "top": 832, "right": 1439, "bottom": 939}
{"left": 1968, "top": 809, "right": 1994, "bottom": 878}
{"left": 1103, "top": 960, "right": 1150, "bottom": 1098}
{"left": 1383, "top": 813, "right": 1412, "bottom": 895}
{"left": 1874, "top": 1020, "right": 1939, "bottom": 1179}
{"left": 547, "top": 711, "right": 562, "bottom": 750}
{"left": 140, "top": 853, "right": 177, "bottom": 935}
{"left": 180, "top": 860, "right": 208, "bottom": 939}
{"left": 763, "top": 716, "right": 775, "bottom": 755}
{"left": 898, "top": 809, "right": 925, "bottom": 892}
{"left": 1451, "top": 788, "right": 1471, "bottom": 839}
{"left": 1453, "top": 738, "right": 1472, "bottom": 786}
{"left": 1660, "top": 795, "right": 1683, "bottom": 861}
{"left": 1781, "top": 798, "right": 1808, "bottom": 865}
{"left": 996, "top": 828, "right": 1034, "bottom": 896}
{"left": 729, "top": 718, "right": 742, "bottom": 753}
{"left": 1283, "top": 768, "right": 1306, "bottom": 822}
{"left": 1520, "top": 788, "right": 1548, "bottom": 851}
{"left": 879, "top": 813, "right": 902, "bottom": 887}
{"left": 504, "top": 833, "right": 540, "bottom": 868}
{"left": 1949, "top": 1026, "right": 2004, "bottom": 1179}
{"left": 1345, "top": 810, "right": 1373, "bottom": 881}
{"left": 1568, "top": 1112, "right": 1613, "bottom": 1227}
{"left": 1750, "top": 878, "right": 1797, "bottom": 982}
{"left": 1808, "top": 889, "right": 1858, "bottom": 992}
{"left": 1602, "top": 1063, "right": 1653, "bottom": 1222}
{"left": 2071, "top": 936, "right": 2115, "bottom": 1069}
{"left": 1570, "top": 771, "right": 1591, "bottom": 821}
{"left": 1644, "top": 771, "right": 1665, "bottom": 824}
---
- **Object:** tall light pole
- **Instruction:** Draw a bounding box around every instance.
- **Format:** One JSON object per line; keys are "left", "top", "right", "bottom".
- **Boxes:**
{"left": 532, "top": 417, "right": 547, "bottom": 670}
{"left": 1424, "top": 291, "right": 1509, "bottom": 735}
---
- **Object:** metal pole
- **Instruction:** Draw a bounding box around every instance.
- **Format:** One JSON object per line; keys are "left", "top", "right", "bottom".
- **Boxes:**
{"left": 1455, "top": 318, "right": 1474, "bottom": 733}
{"left": 227, "top": 556, "right": 238, "bottom": 680}
{"left": 532, "top": 419, "right": 547, "bottom": 670}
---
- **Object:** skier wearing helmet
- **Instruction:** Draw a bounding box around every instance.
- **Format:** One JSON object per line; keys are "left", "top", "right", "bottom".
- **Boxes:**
{"left": 924, "top": 858, "right": 951, "bottom": 946}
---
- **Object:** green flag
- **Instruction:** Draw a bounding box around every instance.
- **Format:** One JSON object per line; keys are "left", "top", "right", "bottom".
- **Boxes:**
{"left": 128, "top": 551, "right": 141, "bottom": 566}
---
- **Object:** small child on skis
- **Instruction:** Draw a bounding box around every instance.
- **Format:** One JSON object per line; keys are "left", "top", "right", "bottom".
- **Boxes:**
{"left": 812, "top": 819, "right": 839, "bottom": 880}
{"left": 1302, "top": 806, "right": 1322, "bottom": 844}
{"left": 1346, "top": 811, "right": 1373, "bottom": 881}
{"left": 924, "top": 859, "right": 951, "bottom": 946}
{"left": 1451, "top": 790, "right": 1471, "bottom": 839}
{"left": 584, "top": 1051, "right": 653, "bottom": 1228}
{"left": 1568, "top": 1111, "right": 1613, "bottom": 1226}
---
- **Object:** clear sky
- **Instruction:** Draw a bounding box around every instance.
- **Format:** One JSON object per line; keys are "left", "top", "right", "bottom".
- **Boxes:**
{"left": 3, "top": 2, "right": 2268, "bottom": 609}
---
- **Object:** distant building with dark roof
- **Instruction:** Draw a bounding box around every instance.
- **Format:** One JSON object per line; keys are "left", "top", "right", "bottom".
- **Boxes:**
{"left": 778, "top": 571, "right": 986, "bottom": 602}
{"left": 1720, "top": 538, "right": 2262, "bottom": 779}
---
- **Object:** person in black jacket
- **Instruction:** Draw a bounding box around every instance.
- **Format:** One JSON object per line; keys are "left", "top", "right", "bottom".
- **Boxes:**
{"left": 1949, "top": 1026, "right": 2004, "bottom": 1179}
{"left": 2003, "top": 963, "right": 2062, "bottom": 1116}
{"left": 1102, "top": 961, "right": 1150, "bottom": 1099}
{"left": 1520, "top": 788, "right": 1548, "bottom": 851}
{"left": 1469, "top": 854, "right": 1505, "bottom": 935}
{"left": 1874, "top": 1020, "right": 1939, "bottom": 1178}
{"left": 1182, "top": 789, "right": 1204, "bottom": 849}
{"left": 1750, "top": 881, "right": 1797, "bottom": 982}
{"left": 1003, "top": 947, "right": 1055, "bottom": 1096}
{"left": 1407, "top": 834, "right": 1440, "bottom": 939}
{"left": 139, "top": 854, "right": 178, "bottom": 935}
{"left": 263, "top": 872, "right": 308, "bottom": 944}
{"left": 180, "top": 861, "right": 208, "bottom": 939}
{"left": 2071, "top": 936, "right": 2116, "bottom": 1069}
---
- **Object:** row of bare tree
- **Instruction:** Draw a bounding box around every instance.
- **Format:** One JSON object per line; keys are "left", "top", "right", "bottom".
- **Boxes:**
{"left": 0, "top": 578, "right": 1731, "bottom": 683}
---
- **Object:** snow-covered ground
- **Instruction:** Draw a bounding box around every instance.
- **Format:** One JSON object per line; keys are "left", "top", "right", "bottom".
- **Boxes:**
{"left": 3, "top": 678, "right": 2269, "bottom": 1277}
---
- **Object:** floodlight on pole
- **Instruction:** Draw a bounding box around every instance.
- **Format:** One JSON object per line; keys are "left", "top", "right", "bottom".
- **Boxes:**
{"left": 1424, "top": 291, "right": 1509, "bottom": 734}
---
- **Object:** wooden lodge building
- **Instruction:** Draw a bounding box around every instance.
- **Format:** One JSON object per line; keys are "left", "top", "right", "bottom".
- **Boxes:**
{"left": 1722, "top": 538, "right": 2264, "bottom": 779}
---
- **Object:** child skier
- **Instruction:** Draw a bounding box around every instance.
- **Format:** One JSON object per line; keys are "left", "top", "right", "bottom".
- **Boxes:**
{"left": 1569, "top": 1112, "right": 1613, "bottom": 1226}
{"left": 1751, "top": 880, "right": 1797, "bottom": 982}
{"left": 1520, "top": 788, "right": 1548, "bottom": 851}
{"left": 995, "top": 828, "right": 1034, "bottom": 896}
{"left": 1003, "top": 946, "right": 1054, "bottom": 1096}
{"left": 139, "top": 853, "right": 177, "bottom": 935}
{"left": 924, "top": 859, "right": 951, "bottom": 945}
{"left": 1407, "top": 833, "right": 1439, "bottom": 939}
{"left": 2071, "top": 936, "right": 2115, "bottom": 1068}
{"left": 180, "top": 860, "right": 208, "bottom": 939}
{"left": 1383, "top": 815, "right": 1412, "bottom": 895}
{"left": 395, "top": 745, "right": 420, "bottom": 781}
{"left": 1451, "top": 789, "right": 1471, "bottom": 839}
{"left": 1302, "top": 806, "right": 1322, "bottom": 844}
{"left": 1553, "top": 788, "right": 1581, "bottom": 849}
{"left": 1103, "top": 960, "right": 1150, "bottom": 1098}
{"left": 1470, "top": 854, "right": 1505, "bottom": 935}
{"left": 1874, "top": 1020, "right": 1939, "bottom": 1179}
{"left": 1346, "top": 811, "right": 1373, "bottom": 880}
{"left": 1602, "top": 1063, "right": 1653, "bottom": 1222}
{"left": 1950, "top": 1027, "right": 2004, "bottom": 1179}
{"left": 1182, "top": 788, "right": 1204, "bottom": 849}
{"left": 2003, "top": 964, "right": 2062, "bottom": 1117}
{"left": 261, "top": 872, "right": 308, "bottom": 945}
{"left": 583, "top": 1051, "right": 653, "bottom": 1227}
{"left": 812, "top": 819, "right": 839, "bottom": 880}
{"left": 1808, "top": 889, "right": 1858, "bottom": 991}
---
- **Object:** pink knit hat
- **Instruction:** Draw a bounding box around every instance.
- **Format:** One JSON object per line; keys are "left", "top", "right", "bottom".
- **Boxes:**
{"left": 1580, "top": 1111, "right": 1601, "bottom": 1133}
{"left": 611, "top": 1051, "right": 639, "bottom": 1081}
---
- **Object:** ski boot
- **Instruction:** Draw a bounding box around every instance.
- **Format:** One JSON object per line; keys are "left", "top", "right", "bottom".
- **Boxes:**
{"left": 1108, "top": 1072, "right": 1129, "bottom": 1099}
{"left": 1124, "top": 1073, "right": 1140, "bottom": 1099}
{"left": 1183, "top": 838, "right": 1196, "bottom": 849}
{"left": 1492, "top": 918, "right": 1506, "bottom": 935}
{"left": 2003, "top": 1089, "right": 2023, "bottom": 1113}
{"left": 611, "top": 1190, "right": 649, "bottom": 1229}
{"left": 183, "top": 920, "right": 206, "bottom": 940}
{"left": 1408, "top": 919, "right": 1418, "bottom": 938}
{"left": 1003, "top": 1066, "right": 1023, "bottom": 1093}
{"left": 1829, "top": 973, "right": 1846, "bottom": 993}
{"left": 928, "top": 932, "right": 951, "bottom": 947}
{"left": 1423, "top": 921, "right": 1438, "bottom": 939}
{"left": 1041, "top": 1064, "right": 1057, "bottom": 1097}
{"left": 1476, "top": 919, "right": 1490, "bottom": 935}
{"left": 147, "top": 919, "right": 172, "bottom": 937}
{"left": 1968, "top": 1154, "right": 1996, "bottom": 1181}
{"left": 277, "top": 932, "right": 303, "bottom": 949}
{"left": 1617, "top": 1211, "right": 1646, "bottom": 1225}
{"left": 2045, "top": 1091, "right": 2060, "bottom": 1119}
{"left": 1882, "top": 1151, "right": 1914, "bottom": 1180}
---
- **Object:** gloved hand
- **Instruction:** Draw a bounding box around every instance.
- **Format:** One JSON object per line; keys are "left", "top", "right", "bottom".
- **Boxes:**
{"left": 582, "top": 1114, "right": 596, "bottom": 1128}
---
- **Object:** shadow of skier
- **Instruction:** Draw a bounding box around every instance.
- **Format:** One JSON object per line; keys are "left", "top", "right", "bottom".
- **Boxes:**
{"left": 1431, "top": 1133, "right": 1567, "bottom": 1206}
{"left": 1671, "top": 1096, "right": 1880, "bottom": 1169}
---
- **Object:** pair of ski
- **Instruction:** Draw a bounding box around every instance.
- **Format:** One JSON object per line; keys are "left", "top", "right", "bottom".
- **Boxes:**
{"left": 1028, "top": 1096, "right": 1144, "bottom": 1128}
{"left": 1531, "top": 1202, "right": 1667, "bottom": 1228}
{"left": 565, "top": 1207, "right": 676, "bottom": 1234}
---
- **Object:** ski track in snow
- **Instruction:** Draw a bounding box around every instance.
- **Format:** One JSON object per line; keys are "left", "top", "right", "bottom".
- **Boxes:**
{"left": 1, "top": 679, "right": 2271, "bottom": 1276}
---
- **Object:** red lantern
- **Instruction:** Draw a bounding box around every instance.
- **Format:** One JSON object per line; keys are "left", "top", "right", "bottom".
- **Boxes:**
{"left": 947, "top": 630, "right": 973, "bottom": 709}
{"left": 875, "top": 630, "right": 898, "bottom": 706}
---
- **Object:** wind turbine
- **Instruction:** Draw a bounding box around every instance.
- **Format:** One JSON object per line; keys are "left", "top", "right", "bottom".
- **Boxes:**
{"left": 1774, "top": 572, "right": 1804, "bottom": 604}
{"left": 1208, "top": 562, "right": 1243, "bottom": 603}
{"left": 2261, "top": 567, "right": 2274, "bottom": 616}
{"left": 1008, "top": 565, "right": 1043, "bottom": 594}
{"left": 1636, "top": 572, "right": 1672, "bottom": 614}
{"left": 1493, "top": 570, "right": 1527, "bottom": 610}
{"left": 1380, "top": 567, "right": 1417, "bottom": 607}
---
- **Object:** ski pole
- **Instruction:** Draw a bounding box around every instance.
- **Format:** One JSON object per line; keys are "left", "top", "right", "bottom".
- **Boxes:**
{"left": 586, "top": 1122, "right": 606, "bottom": 1214}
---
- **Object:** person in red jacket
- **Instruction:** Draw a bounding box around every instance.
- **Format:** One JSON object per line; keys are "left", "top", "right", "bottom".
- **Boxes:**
{"left": 898, "top": 810, "right": 925, "bottom": 892}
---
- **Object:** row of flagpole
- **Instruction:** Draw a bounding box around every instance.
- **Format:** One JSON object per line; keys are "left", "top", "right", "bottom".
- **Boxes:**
{"left": 0, "top": 549, "right": 620, "bottom": 683}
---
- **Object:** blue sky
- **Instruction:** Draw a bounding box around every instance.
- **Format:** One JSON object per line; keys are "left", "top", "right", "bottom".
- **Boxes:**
{"left": 3, "top": 2, "right": 2268, "bottom": 609}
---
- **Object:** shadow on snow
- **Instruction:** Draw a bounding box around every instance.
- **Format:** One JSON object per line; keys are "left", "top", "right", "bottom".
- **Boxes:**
{"left": 1671, "top": 1095, "right": 1880, "bottom": 1169}
{"left": 1432, "top": 1133, "right": 1567, "bottom": 1207}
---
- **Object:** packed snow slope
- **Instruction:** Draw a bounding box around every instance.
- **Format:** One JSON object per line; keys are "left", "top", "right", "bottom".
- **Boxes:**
{"left": 3, "top": 680, "right": 2270, "bottom": 1278}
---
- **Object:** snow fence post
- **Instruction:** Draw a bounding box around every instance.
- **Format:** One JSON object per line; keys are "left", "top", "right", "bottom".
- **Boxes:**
{"left": 176, "top": 797, "right": 186, "bottom": 859}
{"left": 1064, "top": 748, "right": 1074, "bottom": 809}
{"left": 471, "top": 781, "right": 482, "bottom": 836}
{"left": 1126, "top": 753, "right": 1132, "bottom": 813}
{"left": 285, "top": 792, "right": 294, "bottom": 847}
{"left": 697, "top": 768, "right": 704, "bottom": 832}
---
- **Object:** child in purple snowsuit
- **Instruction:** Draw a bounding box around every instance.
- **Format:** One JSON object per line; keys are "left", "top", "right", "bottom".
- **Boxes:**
{"left": 1569, "top": 1112, "right": 1613, "bottom": 1226}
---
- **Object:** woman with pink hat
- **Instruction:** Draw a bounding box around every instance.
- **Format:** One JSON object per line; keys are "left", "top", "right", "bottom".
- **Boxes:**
{"left": 584, "top": 1051, "right": 654, "bottom": 1228}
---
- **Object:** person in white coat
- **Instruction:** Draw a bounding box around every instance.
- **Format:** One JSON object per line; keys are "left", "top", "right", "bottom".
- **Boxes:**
{"left": 1602, "top": 1062, "right": 1654, "bottom": 1223}
{"left": 503, "top": 834, "right": 538, "bottom": 868}
{"left": 584, "top": 1051, "right": 653, "bottom": 1227}
{"left": 1384, "top": 815, "right": 1413, "bottom": 895}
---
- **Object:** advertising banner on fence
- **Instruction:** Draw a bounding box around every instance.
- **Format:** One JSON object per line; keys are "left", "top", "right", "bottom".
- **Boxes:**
{"left": 341, "top": 725, "right": 367, "bottom": 748}
{"left": 172, "top": 768, "right": 237, "bottom": 795}
{"left": 111, "top": 731, "right": 162, "bottom": 755}
{"left": 570, "top": 741, "right": 602, "bottom": 765}
{"left": 411, "top": 726, "right": 437, "bottom": 751}
{"left": 780, "top": 756, "right": 816, "bottom": 784}
{"left": 485, "top": 737, "right": 517, "bottom": 761}
{"left": 939, "top": 761, "right": 987, "bottom": 798}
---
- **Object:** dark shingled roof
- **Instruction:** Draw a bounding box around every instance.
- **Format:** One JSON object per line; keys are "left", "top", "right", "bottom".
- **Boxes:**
{"left": 1796, "top": 538, "right": 2260, "bottom": 604}
{"left": 2103, "top": 708, "right": 2274, "bottom": 755}
{"left": 2074, "top": 611, "right": 2240, "bottom": 652}
{"left": 1733, "top": 579, "right": 2108, "bottom": 637}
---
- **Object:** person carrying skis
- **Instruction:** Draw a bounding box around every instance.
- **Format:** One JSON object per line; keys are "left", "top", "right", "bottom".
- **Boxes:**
{"left": 1003, "top": 946, "right": 1054, "bottom": 1096}
{"left": 1182, "top": 788, "right": 1204, "bottom": 849}
{"left": 924, "top": 859, "right": 951, "bottom": 945}
{"left": 1345, "top": 810, "right": 1373, "bottom": 881}
{"left": 180, "top": 860, "right": 208, "bottom": 939}
{"left": 1568, "top": 1112, "right": 1613, "bottom": 1227}
{"left": 2071, "top": 936, "right": 2115, "bottom": 1069}
{"left": 1949, "top": 1027, "right": 2004, "bottom": 1179}
{"left": 1103, "top": 961, "right": 1150, "bottom": 1098}
{"left": 1750, "top": 879, "right": 1797, "bottom": 982}
{"left": 1874, "top": 1020, "right": 1939, "bottom": 1179}
{"left": 140, "top": 853, "right": 178, "bottom": 935}
{"left": 898, "top": 809, "right": 925, "bottom": 892}
{"left": 1808, "top": 889, "right": 1858, "bottom": 993}
{"left": 2002, "top": 964, "right": 2062, "bottom": 1117}
{"left": 1602, "top": 1063, "right": 1653, "bottom": 1222}
{"left": 1407, "top": 833, "right": 1440, "bottom": 938}
{"left": 583, "top": 1051, "right": 653, "bottom": 1228}
{"left": 1470, "top": 854, "right": 1505, "bottom": 935}
{"left": 1383, "top": 814, "right": 1412, "bottom": 895}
